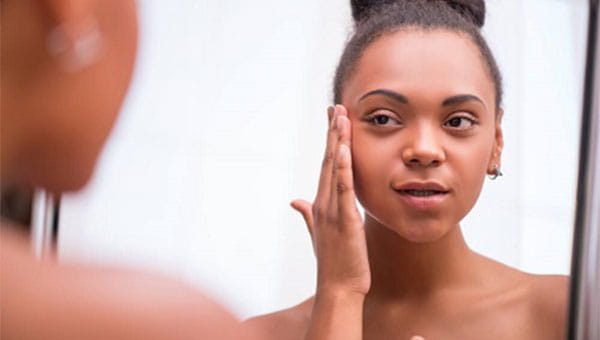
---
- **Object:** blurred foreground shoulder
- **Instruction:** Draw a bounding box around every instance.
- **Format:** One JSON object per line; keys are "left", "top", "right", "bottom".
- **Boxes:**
{"left": 1, "top": 228, "right": 263, "bottom": 340}
{"left": 244, "top": 297, "right": 314, "bottom": 340}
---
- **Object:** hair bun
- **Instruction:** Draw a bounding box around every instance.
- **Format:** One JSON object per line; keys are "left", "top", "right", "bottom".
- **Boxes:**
{"left": 351, "top": 0, "right": 486, "bottom": 28}
{"left": 351, "top": 0, "right": 396, "bottom": 22}
{"left": 444, "top": 0, "right": 486, "bottom": 27}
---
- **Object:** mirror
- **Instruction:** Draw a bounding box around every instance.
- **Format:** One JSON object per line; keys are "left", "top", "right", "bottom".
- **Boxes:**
{"left": 42, "top": 0, "right": 588, "bottom": 333}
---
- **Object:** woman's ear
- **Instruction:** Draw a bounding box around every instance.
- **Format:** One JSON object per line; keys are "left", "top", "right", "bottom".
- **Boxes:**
{"left": 38, "top": 0, "right": 102, "bottom": 72}
{"left": 488, "top": 109, "right": 504, "bottom": 174}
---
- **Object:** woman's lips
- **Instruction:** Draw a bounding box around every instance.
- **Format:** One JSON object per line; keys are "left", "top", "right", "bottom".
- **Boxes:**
{"left": 392, "top": 181, "right": 450, "bottom": 210}
{"left": 395, "top": 189, "right": 448, "bottom": 210}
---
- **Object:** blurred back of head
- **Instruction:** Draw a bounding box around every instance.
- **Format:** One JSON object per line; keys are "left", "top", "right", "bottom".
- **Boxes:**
{"left": 1, "top": 0, "right": 139, "bottom": 193}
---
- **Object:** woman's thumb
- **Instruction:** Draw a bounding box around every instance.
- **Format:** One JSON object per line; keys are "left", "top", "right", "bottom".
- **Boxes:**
{"left": 290, "top": 199, "right": 314, "bottom": 236}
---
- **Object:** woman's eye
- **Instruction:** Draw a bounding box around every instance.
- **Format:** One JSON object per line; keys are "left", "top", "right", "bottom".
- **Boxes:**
{"left": 444, "top": 116, "right": 477, "bottom": 130}
{"left": 367, "top": 113, "right": 401, "bottom": 126}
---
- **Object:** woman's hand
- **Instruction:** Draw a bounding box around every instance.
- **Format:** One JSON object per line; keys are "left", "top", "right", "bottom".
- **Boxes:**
{"left": 291, "top": 104, "right": 370, "bottom": 298}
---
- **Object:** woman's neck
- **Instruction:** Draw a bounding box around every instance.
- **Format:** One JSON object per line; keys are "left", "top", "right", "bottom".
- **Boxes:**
{"left": 364, "top": 214, "right": 485, "bottom": 300}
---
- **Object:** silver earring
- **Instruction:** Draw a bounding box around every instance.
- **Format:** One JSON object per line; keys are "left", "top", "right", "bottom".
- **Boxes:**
{"left": 46, "top": 18, "right": 102, "bottom": 72}
{"left": 488, "top": 164, "right": 503, "bottom": 180}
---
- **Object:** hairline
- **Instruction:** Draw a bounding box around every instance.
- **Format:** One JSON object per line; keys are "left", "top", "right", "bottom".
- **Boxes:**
{"left": 335, "top": 26, "right": 502, "bottom": 115}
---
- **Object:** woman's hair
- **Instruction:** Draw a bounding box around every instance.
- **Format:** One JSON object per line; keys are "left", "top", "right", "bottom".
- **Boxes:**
{"left": 334, "top": 0, "right": 503, "bottom": 111}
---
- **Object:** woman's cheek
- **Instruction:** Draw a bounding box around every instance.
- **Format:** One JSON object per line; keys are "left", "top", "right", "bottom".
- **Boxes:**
{"left": 351, "top": 133, "right": 381, "bottom": 201}
{"left": 351, "top": 140, "right": 371, "bottom": 200}
{"left": 453, "top": 144, "right": 490, "bottom": 217}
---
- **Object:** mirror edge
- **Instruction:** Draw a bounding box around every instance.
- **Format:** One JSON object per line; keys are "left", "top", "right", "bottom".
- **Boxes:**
{"left": 568, "top": 0, "right": 600, "bottom": 339}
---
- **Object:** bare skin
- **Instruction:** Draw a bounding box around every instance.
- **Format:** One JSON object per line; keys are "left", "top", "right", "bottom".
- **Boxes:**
{"left": 248, "top": 264, "right": 567, "bottom": 340}
{"left": 1, "top": 1, "right": 262, "bottom": 338}
{"left": 2, "top": 228, "right": 258, "bottom": 340}
{"left": 246, "top": 29, "right": 568, "bottom": 340}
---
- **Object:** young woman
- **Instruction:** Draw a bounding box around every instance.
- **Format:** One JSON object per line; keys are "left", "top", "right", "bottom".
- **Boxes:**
{"left": 1, "top": 1, "right": 261, "bottom": 338}
{"left": 247, "top": 1, "right": 568, "bottom": 339}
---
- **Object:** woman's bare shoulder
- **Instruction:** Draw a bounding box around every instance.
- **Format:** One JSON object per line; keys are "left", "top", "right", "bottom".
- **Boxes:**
{"left": 487, "top": 257, "right": 569, "bottom": 322}
{"left": 527, "top": 274, "right": 569, "bottom": 314}
{"left": 477, "top": 254, "right": 569, "bottom": 339}
{"left": 244, "top": 296, "right": 315, "bottom": 340}
{"left": 521, "top": 274, "right": 569, "bottom": 338}
{"left": 1, "top": 227, "right": 259, "bottom": 340}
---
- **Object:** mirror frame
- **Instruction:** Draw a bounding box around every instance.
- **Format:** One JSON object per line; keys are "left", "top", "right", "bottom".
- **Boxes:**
{"left": 568, "top": 0, "right": 599, "bottom": 339}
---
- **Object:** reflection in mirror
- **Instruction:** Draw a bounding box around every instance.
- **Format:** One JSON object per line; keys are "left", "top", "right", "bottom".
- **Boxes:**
{"left": 54, "top": 0, "right": 587, "bottom": 338}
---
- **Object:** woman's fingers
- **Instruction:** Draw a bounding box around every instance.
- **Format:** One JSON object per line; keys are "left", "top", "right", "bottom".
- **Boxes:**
{"left": 290, "top": 199, "right": 314, "bottom": 237}
{"left": 329, "top": 106, "right": 353, "bottom": 220}
{"left": 328, "top": 116, "right": 344, "bottom": 211}
{"left": 336, "top": 105, "right": 351, "bottom": 145}
{"left": 327, "top": 105, "right": 335, "bottom": 122}
{"left": 316, "top": 106, "right": 342, "bottom": 208}
{"left": 335, "top": 143, "right": 360, "bottom": 226}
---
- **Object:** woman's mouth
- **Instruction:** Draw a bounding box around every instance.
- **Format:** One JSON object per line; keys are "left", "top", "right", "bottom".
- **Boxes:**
{"left": 400, "top": 189, "right": 444, "bottom": 197}
{"left": 393, "top": 182, "right": 450, "bottom": 210}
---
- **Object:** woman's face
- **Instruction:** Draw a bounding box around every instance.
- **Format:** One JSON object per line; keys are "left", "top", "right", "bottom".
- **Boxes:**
{"left": 341, "top": 29, "right": 503, "bottom": 243}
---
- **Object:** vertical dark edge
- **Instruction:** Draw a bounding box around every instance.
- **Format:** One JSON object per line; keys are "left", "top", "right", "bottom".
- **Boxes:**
{"left": 567, "top": 0, "right": 598, "bottom": 339}
{"left": 52, "top": 194, "right": 61, "bottom": 252}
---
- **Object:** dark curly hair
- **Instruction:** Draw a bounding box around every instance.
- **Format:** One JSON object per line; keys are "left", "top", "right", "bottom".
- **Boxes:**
{"left": 334, "top": 0, "right": 503, "bottom": 112}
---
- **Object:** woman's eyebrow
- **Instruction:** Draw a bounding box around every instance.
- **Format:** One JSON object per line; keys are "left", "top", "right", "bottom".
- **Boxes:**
{"left": 442, "top": 94, "right": 486, "bottom": 108}
{"left": 358, "top": 90, "right": 486, "bottom": 109}
{"left": 358, "top": 89, "right": 408, "bottom": 104}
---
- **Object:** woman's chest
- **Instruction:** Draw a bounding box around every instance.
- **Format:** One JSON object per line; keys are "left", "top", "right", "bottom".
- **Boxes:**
{"left": 362, "top": 296, "right": 550, "bottom": 340}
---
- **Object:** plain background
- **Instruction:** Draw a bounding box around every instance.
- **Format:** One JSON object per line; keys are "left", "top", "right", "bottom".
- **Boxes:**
{"left": 59, "top": 0, "right": 589, "bottom": 318}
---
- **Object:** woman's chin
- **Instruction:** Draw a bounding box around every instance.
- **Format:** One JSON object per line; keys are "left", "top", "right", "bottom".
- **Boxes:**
{"left": 387, "top": 220, "right": 454, "bottom": 244}
{"left": 364, "top": 211, "right": 455, "bottom": 243}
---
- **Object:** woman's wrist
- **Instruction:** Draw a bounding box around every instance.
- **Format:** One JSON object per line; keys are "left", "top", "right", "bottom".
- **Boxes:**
{"left": 307, "top": 287, "right": 366, "bottom": 340}
{"left": 315, "top": 286, "right": 367, "bottom": 304}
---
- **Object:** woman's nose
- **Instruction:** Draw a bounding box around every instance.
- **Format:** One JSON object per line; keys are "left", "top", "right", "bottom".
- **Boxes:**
{"left": 400, "top": 126, "right": 446, "bottom": 168}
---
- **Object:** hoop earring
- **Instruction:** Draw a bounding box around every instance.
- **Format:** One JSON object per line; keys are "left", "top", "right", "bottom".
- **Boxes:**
{"left": 46, "top": 18, "right": 102, "bottom": 72}
{"left": 488, "top": 164, "right": 503, "bottom": 180}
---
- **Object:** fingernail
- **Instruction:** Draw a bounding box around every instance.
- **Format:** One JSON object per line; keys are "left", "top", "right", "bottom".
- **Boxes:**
{"left": 336, "top": 115, "right": 346, "bottom": 131}
{"left": 338, "top": 144, "right": 350, "bottom": 163}
{"left": 327, "top": 106, "right": 335, "bottom": 117}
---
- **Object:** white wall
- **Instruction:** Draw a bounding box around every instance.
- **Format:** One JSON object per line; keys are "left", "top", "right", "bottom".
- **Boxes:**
{"left": 59, "top": 0, "right": 589, "bottom": 318}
